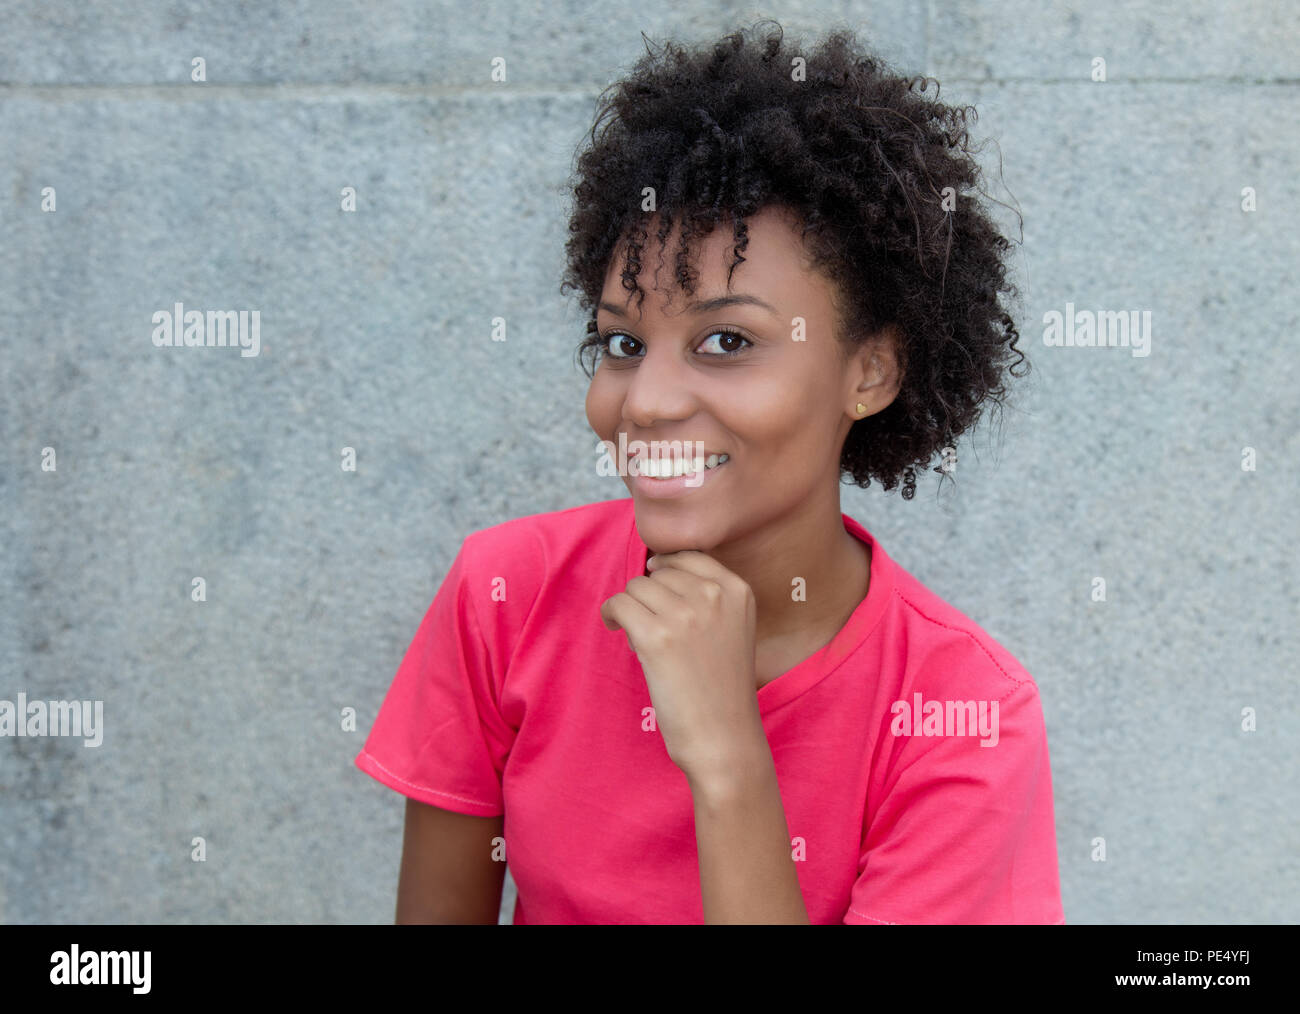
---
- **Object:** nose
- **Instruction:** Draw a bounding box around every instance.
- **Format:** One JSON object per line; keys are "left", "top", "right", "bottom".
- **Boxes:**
{"left": 620, "top": 340, "right": 697, "bottom": 428}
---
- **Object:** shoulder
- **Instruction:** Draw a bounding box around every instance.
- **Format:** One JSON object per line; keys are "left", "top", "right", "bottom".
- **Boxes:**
{"left": 878, "top": 546, "right": 1041, "bottom": 706}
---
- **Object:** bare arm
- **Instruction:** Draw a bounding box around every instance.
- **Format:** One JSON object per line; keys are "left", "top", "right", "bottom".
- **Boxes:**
{"left": 395, "top": 798, "right": 507, "bottom": 924}
{"left": 689, "top": 731, "right": 810, "bottom": 924}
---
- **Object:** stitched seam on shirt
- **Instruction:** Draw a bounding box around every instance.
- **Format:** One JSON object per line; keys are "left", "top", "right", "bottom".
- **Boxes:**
{"left": 359, "top": 748, "right": 499, "bottom": 810}
{"left": 493, "top": 524, "right": 548, "bottom": 682}
{"left": 454, "top": 554, "right": 514, "bottom": 760}
{"left": 462, "top": 527, "right": 544, "bottom": 714}
{"left": 804, "top": 581, "right": 902, "bottom": 686}
{"left": 847, "top": 906, "right": 895, "bottom": 924}
{"left": 848, "top": 906, "right": 1064, "bottom": 925}
{"left": 893, "top": 586, "right": 1033, "bottom": 697}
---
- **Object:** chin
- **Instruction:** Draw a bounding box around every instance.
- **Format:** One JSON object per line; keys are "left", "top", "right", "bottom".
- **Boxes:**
{"left": 629, "top": 502, "right": 711, "bottom": 548}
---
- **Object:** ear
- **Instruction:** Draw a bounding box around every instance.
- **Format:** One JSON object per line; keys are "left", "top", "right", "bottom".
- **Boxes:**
{"left": 852, "top": 324, "right": 904, "bottom": 417}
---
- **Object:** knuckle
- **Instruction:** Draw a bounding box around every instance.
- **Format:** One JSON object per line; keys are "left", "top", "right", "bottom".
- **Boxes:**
{"left": 643, "top": 625, "right": 671, "bottom": 651}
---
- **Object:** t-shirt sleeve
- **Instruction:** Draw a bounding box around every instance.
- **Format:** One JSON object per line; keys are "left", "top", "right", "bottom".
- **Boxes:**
{"left": 843, "top": 679, "right": 1064, "bottom": 924}
{"left": 354, "top": 537, "right": 514, "bottom": 817}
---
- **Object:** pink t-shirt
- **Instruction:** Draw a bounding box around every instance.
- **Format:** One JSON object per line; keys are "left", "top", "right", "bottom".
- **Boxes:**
{"left": 355, "top": 497, "right": 1064, "bottom": 924}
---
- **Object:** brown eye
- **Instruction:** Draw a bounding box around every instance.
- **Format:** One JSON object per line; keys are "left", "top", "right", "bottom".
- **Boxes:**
{"left": 599, "top": 332, "right": 641, "bottom": 358}
{"left": 698, "top": 330, "right": 752, "bottom": 355}
{"left": 596, "top": 328, "right": 753, "bottom": 360}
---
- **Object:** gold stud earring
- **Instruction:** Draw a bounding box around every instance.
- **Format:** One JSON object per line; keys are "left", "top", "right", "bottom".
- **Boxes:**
{"left": 856, "top": 403, "right": 867, "bottom": 416}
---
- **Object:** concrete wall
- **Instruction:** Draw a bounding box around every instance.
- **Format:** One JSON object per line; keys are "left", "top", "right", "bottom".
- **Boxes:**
{"left": 1, "top": 1, "right": 1295, "bottom": 923}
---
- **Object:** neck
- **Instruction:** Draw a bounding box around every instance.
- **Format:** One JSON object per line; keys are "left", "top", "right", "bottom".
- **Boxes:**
{"left": 698, "top": 488, "right": 870, "bottom": 645}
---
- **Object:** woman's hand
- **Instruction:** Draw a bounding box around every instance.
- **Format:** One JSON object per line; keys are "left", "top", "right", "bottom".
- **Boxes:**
{"left": 600, "top": 550, "right": 766, "bottom": 786}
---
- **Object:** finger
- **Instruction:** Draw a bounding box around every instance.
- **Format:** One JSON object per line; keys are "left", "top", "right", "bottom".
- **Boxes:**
{"left": 641, "top": 567, "right": 698, "bottom": 598}
{"left": 600, "top": 590, "right": 655, "bottom": 636}
{"left": 622, "top": 574, "right": 687, "bottom": 618}
{"left": 647, "top": 550, "right": 745, "bottom": 591}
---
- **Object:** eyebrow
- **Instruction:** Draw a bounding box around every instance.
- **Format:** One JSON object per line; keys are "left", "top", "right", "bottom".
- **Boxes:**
{"left": 597, "top": 294, "right": 780, "bottom": 319}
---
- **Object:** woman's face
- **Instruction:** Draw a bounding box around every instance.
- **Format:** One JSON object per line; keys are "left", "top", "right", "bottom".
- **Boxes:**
{"left": 585, "top": 204, "right": 887, "bottom": 555}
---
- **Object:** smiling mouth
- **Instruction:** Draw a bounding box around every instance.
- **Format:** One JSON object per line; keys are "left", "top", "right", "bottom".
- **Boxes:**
{"left": 631, "top": 453, "right": 731, "bottom": 478}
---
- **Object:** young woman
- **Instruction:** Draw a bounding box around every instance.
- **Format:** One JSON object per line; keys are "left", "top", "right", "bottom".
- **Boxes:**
{"left": 356, "top": 20, "right": 1064, "bottom": 925}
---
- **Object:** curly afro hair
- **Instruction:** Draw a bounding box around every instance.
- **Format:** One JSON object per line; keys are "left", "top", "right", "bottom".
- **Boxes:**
{"left": 559, "top": 19, "right": 1028, "bottom": 500}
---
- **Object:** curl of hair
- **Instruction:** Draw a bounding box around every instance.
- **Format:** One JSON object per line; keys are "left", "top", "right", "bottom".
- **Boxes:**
{"left": 559, "top": 19, "right": 1028, "bottom": 499}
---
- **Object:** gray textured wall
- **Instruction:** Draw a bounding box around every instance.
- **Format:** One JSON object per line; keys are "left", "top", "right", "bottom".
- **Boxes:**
{"left": 1, "top": 1, "right": 1296, "bottom": 924}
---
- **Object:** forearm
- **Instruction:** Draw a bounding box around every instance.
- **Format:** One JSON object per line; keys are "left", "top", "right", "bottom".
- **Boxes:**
{"left": 687, "top": 736, "right": 811, "bottom": 924}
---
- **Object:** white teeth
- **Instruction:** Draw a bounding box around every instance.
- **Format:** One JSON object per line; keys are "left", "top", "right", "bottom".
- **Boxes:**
{"left": 635, "top": 453, "right": 729, "bottom": 478}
